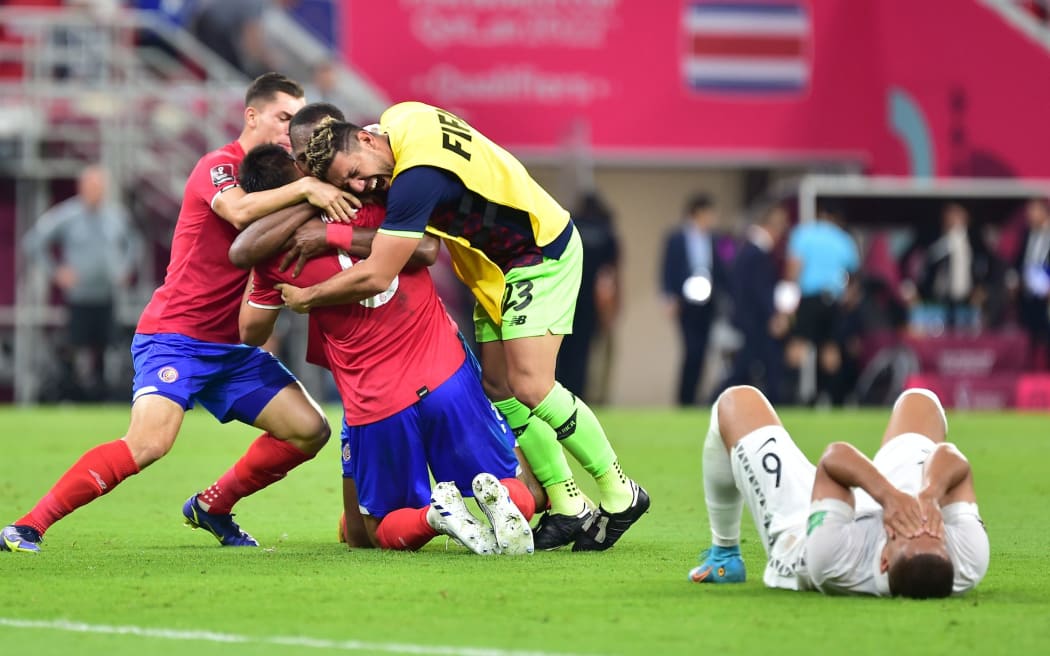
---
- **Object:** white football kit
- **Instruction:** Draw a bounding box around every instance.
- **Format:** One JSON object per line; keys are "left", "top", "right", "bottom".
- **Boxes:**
{"left": 732, "top": 428, "right": 989, "bottom": 595}
{"left": 805, "top": 433, "right": 989, "bottom": 596}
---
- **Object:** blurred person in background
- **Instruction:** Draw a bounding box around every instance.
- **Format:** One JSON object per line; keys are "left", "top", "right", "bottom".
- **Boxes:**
{"left": 911, "top": 202, "right": 986, "bottom": 330}
{"left": 557, "top": 191, "right": 621, "bottom": 404}
{"left": 304, "top": 61, "right": 343, "bottom": 107}
{"left": 22, "top": 164, "right": 143, "bottom": 402}
{"left": 661, "top": 193, "right": 723, "bottom": 407}
{"left": 713, "top": 202, "right": 790, "bottom": 403}
{"left": 785, "top": 200, "right": 859, "bottom": 406}
{"left": 1014, "top": 197, "right": 1050, "bottom": 369}
{"left": 189, "top": 0, "right": 295, "bottom": 77}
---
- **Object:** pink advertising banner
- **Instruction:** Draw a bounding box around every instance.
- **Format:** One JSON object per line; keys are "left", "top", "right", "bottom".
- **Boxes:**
{"left": 340, "top": 1, "right": 1050, "bottom": 177}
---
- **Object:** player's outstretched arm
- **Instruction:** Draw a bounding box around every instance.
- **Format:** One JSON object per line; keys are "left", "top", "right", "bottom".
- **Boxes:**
{"left": 229, "top": 202, "right": 318, "bottom": 268}
{"left": 278, "top": 225, "right": 440, "bottom": 278}
{"left": 813, "top": 441, "right": 926, "bottom": 539}
{"left": 277, "top": 232, "right": 421, "bottom": 313}
{"left": 342, "top": 233, "right": 440, "bottom": 268}
{"left": 216, "top": 177, "right": 360, "bottom": 230}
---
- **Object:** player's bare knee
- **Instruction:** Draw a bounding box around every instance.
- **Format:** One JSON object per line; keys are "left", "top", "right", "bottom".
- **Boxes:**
{"left": 276, "top": 411, "right": 331, "bottom": 454}
{"left": 893, "top": 388, "right": 944, "bottom": 416}
{"left": 715, "top": 385, "right": 780, "bottom": 443}
{"left": 507, "top": 378, "right": 549, "bottom": 408}
{"left": 885, "top": 388, "right": 947, "bottom": 443}
{"left": 299, "top": 417, "right": 331, "bottom": 454}
{"left": 123, "top": 433, "right": 174, "bottom": 468}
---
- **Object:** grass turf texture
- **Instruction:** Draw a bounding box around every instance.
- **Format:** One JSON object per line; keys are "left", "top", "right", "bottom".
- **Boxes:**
{"left": 0, "top": 405, "right": 1048, "bottom": 656}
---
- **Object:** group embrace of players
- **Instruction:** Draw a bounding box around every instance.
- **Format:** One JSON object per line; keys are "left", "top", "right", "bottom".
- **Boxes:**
{"left": 1, "top": 72, "right": 649, "bottom": 558}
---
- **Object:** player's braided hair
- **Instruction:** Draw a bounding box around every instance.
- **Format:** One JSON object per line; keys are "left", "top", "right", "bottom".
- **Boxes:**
{"left": 290, "top": 104, "right": 346, "bottom": 165}
{"left": 305, "top": 118, "right": 363, "bottom": 182}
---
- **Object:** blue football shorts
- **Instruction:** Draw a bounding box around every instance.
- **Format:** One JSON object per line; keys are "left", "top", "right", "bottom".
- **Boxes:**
{"left": 131, "top": 333, "right": 297, "bottom": 424}
{"left": 339, "top": 357, "right": 519, "bottom": 518}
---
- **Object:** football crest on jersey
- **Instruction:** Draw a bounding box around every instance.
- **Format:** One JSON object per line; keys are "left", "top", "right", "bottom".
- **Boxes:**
{"left": 210, "top": 163, "right": 236, "bottom": 188}
{"left": 158, "top": 366, "right": 179, "bottom": 383}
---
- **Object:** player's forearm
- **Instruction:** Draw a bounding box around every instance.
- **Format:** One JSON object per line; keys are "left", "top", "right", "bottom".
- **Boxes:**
{"left": 343, "top": 231, "right": 438, "bottom": 269}
{"left": 225, "top": 178, "right": 315, "bottom": 230}
{"left": 342, "top": 227, "right": 377, "bottom": 259}
{"left": 230, "top": 203, "right": 317, "bottom": 268}
{"left": 298, "top": 267, "right": 391, "bottom": 310}
{"left": 239, "top": 304, "right": 279, "bottom": 346}
{"left": 919, "top": 444, "right": 971, "bottom": 502}
{"left": 818, "top": 442, "right": 896, "bottom": 504}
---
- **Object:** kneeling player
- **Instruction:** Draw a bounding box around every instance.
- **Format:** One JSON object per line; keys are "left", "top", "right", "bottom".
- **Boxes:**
{"left": 689, "top": 385, "right": 988, "bottom": 597}
{"left": 234, "top": 143, "right": 540, "bottom": 555}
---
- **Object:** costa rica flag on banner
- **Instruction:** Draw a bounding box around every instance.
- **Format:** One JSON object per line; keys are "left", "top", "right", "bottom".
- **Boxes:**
{"left": 682, "top": 1, "right": 812, "bottom": 94}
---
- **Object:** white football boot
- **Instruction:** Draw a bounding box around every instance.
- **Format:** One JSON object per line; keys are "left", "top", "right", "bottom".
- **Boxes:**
{"left": 427, "top": 481, "right": 499, "bottom": 555}
{"left": 472, "top": 473, "right": 534, "bottom": 556}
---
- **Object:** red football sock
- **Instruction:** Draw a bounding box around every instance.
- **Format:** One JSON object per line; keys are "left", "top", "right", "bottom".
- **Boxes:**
{"left": 18, "top": 439, "right": 140, "bottom": 535}
{"left": 375, "top": 506, "right": 437, "bottom": 550}
{"left": 502, "top": 477, "right": 536, "bottom": 521}
{"left": 197, "top": 433, "right": 312, "bottom": 514}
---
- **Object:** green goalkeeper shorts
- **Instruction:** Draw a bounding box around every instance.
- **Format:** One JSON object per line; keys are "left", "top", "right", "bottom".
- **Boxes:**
{"left": 474, "top": 226, "right": 583, "bottom": 343}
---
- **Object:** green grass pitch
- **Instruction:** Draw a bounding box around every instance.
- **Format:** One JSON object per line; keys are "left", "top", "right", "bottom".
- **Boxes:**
{"left": 1, "top": 404, "right": 1048, "bottom": 655}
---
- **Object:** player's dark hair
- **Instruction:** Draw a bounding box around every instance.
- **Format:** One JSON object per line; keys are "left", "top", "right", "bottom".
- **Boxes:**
{"left": 290, "top": 103, "right": 346, "bottom": 162}
{"left": 888, "top": 552, "right": 954, "bottom": 599}
{"left": 291, "top": 102, "right": 346, "bottom": 132}
{"left": 305, "top": 118, "right": 365, "bottom": 181}
{"left": 245, "top": 72, "right": 305, "bottom": 107}
{"left": 239, "top": 144, "right": 299, "bottom": 193}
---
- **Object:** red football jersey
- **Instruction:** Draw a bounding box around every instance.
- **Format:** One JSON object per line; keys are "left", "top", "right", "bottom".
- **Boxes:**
{"left": 137, "top": 141, "right": 248, "bottom": 343}
{"left": 249, "top": 205, "right": 466, "bottom": 424}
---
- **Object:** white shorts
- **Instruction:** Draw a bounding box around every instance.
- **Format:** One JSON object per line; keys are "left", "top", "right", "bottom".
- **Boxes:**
{"left": 853, "top": 432, "right": 936, "bottom": 514}
{"left": 731, "top": 425, "right": 816, "bottom": 590}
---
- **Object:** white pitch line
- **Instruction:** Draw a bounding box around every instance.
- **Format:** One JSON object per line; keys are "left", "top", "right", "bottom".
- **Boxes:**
{"left": 0, "top": 618, "right": 597, "bottom": 656}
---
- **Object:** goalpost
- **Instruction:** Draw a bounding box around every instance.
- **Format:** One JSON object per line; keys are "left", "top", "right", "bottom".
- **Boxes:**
{"left": 796, "top": 174, "right": 1050, "bottom": 225}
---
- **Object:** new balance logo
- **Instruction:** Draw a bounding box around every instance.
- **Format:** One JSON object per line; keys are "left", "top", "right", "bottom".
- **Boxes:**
{"left": 509, "top": 315, "right": 528, "bottom": 326}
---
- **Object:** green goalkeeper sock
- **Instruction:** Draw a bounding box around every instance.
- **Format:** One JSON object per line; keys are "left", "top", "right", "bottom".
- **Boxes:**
{"left": 492, "top": 397, "right": 580, "bottom": 515}
{"left": 532, "top": 382, "right": 634, "bottom": 513}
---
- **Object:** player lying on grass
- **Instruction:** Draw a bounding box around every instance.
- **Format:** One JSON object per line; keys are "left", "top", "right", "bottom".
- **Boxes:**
{"left": 689, "top": 385, "right": 989, "bottom": 598}
{"left": 232, "top": 142, "right": 542, "bottom": 555}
